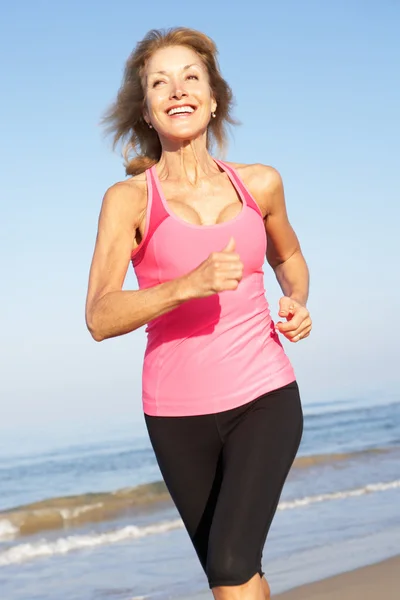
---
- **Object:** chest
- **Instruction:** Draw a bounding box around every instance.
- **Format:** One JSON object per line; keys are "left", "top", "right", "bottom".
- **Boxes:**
{"left": 160, "top": 175, "right": 244, "bottom": 227}
{"left": 136, "top": 207, "right": 267, "bottom": 286}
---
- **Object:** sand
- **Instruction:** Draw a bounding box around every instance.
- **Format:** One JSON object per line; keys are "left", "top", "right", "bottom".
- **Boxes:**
{"left": 191, "top": 555, "right": 399, "bottom": 599}
{"left": 273, "top": 555, "right": 399, "bottom": 599}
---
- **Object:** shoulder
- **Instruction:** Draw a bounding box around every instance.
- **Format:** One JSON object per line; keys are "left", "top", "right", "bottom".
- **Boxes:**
{"left": 104, "top": 172, "right": 147, "bottom": 202}
{"left": 225, "top": 161, "right": 283, "bottom": 191}
{"left": 223, "top": 161, "right": 284, "bottom": 215}
{"left": 100, "top": 173, "right": 148, "bottom": 226}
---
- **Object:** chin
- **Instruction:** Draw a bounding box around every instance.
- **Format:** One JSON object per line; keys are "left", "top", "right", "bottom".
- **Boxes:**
{"left": 163, "top": 124, "right": 207, "bottom": 143}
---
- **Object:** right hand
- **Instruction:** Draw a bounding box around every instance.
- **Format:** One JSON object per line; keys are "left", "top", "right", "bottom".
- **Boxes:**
{"left": 183, "top": 237, "right": 244, "bottom": 298}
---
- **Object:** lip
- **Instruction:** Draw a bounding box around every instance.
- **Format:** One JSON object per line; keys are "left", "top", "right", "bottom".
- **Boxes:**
{"left": 165, "top": 104, "right": 197, "bottom": 116}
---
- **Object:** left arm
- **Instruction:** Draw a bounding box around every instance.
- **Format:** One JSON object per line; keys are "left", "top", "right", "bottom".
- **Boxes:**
{"left": 250, "top": 164, "right": 312, "bottom": 342}
{"left": 263, "top": 168, "right": 309, "bottom": 306}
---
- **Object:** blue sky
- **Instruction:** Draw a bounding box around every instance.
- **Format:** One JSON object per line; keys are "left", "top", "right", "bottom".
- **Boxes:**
{"left": 1, "top": 0, "right": 399, "bottom": 440}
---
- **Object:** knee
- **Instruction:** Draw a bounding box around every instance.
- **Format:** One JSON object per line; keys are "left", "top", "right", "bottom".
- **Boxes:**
{"left": 207, "top": 553, "right": 256, "bottom": 588}
{"left": 261, "top": 575, "right": 271, "bottom": 599}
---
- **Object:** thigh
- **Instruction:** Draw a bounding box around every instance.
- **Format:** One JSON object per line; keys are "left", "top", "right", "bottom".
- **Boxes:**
{"left": 144, "top": 412, "right": 223, "bottom": 571}
{"left": 207, "top": 381, "right": 303, "bottom": 585}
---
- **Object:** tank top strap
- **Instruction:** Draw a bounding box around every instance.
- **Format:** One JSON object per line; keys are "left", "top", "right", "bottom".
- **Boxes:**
{"left": 147, "top": 165, "right": 170, "bottom": 225}
{"left": 214, "top": 159, "right": 263, "bottom": 219}
{"left": 132, "top": 166, "right": 169, "bottom": 267}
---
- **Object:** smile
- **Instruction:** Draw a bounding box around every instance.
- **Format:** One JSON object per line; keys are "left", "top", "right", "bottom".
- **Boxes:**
{"left": 166, "top": 105, "right": 196, "bottom": 117}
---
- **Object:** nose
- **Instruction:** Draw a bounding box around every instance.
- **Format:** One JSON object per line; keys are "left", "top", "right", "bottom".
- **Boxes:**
{"left": 170, "top": 81, "right": 188, "bottom": 101}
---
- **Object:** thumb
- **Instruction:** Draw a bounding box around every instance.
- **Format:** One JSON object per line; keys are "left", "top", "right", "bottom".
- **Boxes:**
{"left": 222, "top": 237, "right": 235, "bottom": 253}
{"left": 278, "top": 296, "right": 294, "bottom": 317}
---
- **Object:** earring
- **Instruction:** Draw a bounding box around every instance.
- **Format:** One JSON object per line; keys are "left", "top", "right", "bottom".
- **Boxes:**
{"left": 148, "top": 122, "right": 153, "bottom": 129}
{"left": 211, "top": 112, "right": 216, "bottom": 118}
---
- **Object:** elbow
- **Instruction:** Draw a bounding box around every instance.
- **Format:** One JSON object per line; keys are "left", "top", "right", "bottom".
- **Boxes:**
{"left": 87, "top": 322, "right": 104, "bottom": 343}
{"left": 269, "top": 247, "right": 303, "bottom": 271}
{"left": 85, "top": 311, "right": 105, "bottom": 343}
{"left": 90, "top": 329, "right": 105, "bottom": 343}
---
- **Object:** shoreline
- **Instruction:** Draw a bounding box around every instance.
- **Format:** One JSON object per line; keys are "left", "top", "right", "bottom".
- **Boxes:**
{"left": 189, "top": 555, "right": 399, "bottom": 600}
{"left": 273, "top": 554, "right": 399, "bottom": 599}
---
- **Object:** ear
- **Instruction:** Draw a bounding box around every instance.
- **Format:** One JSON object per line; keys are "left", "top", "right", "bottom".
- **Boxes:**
{"left": 142, "top": 106, "right": 150, "bottom": 126}
{"left": 211, "top": 99, "right": 217, "bottom": 114}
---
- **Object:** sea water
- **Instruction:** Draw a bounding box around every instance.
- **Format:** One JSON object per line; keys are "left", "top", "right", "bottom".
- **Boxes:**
{"left": 1, "top": 396, "right": 399, "bottom": 600}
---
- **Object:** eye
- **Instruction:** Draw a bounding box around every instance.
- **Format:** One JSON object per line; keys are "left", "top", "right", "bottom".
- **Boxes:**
{"left": 152, "top": 80, "right": 165, "bottom": 88}
{"left": 186, "top": 74, "right": 199, "bottom": 81}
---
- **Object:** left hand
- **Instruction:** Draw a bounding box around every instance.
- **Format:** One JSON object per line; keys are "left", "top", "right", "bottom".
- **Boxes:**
{"left": 275, "top": 297, "right": 312, "bottom": 342}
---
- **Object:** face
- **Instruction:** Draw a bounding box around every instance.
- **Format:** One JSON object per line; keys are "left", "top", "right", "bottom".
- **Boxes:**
{"left": 143, "top": 45, "right": 217, "bottom": 143}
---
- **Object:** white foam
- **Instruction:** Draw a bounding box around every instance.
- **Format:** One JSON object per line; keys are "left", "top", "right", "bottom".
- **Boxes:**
{"left": 59, "top": 502, "right": 103, "bottom": 520}
{"left": 0, "top": 519, "right": 183, "bottom": 566}
{"left": 0, "top": 519, "right": 18, "bottom": 541}
{"left": 1, "top": 479, "right": 399, "bottom": 566}
{"left": 278, "top": 479, "right": 400, "bottom": 510}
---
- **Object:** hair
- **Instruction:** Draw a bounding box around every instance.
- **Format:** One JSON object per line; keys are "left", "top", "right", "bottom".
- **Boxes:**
{"left": 101, "top": 27, "right": 238, "bottom": 176}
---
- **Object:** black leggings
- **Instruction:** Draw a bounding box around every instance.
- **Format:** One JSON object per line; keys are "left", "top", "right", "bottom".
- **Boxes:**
{"left": 144, "top": 380, "right": 303, "bottom": 589}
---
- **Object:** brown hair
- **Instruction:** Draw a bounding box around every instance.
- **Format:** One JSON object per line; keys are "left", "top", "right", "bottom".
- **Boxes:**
{"left": 101, "top": 27, "right": 238, "bottom": 176}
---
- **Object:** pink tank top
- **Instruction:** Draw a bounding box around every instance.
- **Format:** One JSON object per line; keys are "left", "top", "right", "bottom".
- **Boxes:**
{"left": 131, "top": 159, "right": 295, "bottom": 416}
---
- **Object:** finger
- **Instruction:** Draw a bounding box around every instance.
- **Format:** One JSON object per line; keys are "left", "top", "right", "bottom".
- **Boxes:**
{"left": 293, "top": 331, "right": 310, "bottom": 342}
{"left": 223, "top": 267, "right": 244, "bottom": 281}
{"left": 276, "top": 308, "right": 310, "bottom": 330}
{"left": 289, "top": 325, "right": 312, "bottom": 342}
{"left": 221, "top": 279, "right": 240, "bottom": 291}
{"left": 214, "top": 253, "right": 242, "bottom": 263}
{"left": 278, "top": 296, "right": 295, "bottom": 317}
{"left": 275, "top": 314, "right": 304, "bottom": 332}
{"left": 222, "top": 237, "right": 235, "bottom": 253}
{"left": 276, "top": 316, "right": 312, "bottom": 336}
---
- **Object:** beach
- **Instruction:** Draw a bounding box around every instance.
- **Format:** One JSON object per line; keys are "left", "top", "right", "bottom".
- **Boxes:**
{"left": 185, "top": 556, "right": 400, "bottom": 600}
{"left": 1, "top": 398, "right": 399, "bottom": 600}
{"left": 274, "top": 555, "right": 399, "bottom": 599}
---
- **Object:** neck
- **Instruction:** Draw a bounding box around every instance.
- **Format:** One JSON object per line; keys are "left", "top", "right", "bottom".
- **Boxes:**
{"left": 157, "top": 133, "right": 218, "bottom": 184}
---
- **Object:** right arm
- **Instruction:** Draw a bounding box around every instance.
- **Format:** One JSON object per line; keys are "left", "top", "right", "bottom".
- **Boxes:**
{"left": 85, "top": 183, "right": 193, "bottom": 341}
{"left": 85, "top": 184, "right": 244, "bottom": 342}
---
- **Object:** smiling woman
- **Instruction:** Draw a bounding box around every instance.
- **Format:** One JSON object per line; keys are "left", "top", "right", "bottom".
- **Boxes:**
{"left": 86, "top": 27, "right": 311, "bottom": 600}
{"left": 101, "top": 28, "right": 237, "bottom": 176}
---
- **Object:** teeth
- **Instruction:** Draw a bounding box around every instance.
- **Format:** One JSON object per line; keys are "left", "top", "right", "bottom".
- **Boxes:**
{"left": 168, "top": 106, "right": 195, "bottom": 116}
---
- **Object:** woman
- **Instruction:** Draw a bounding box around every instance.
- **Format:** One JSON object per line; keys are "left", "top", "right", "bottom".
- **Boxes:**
{"left": 86, "top": 27, "right": 311, "bottom": 600}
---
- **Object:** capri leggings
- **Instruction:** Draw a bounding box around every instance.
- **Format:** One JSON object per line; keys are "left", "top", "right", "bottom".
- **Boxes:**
{"left": 144, "top": 380, "right": 303, "bottom": 589}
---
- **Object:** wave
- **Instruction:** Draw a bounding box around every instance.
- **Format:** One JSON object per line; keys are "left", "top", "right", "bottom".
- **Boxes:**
{"left": 0, "top": 519, "right": 183, "bottom": 566}
{"left": 0, "top": 481, "right": 170, "bottom": 540}
{"left": 293, "top": 447, "right": 390, "bottom": 468}
{"left": 1, "top": 479, "right": 399, "bottom": 566}
{"left": 278, "top": 480, "right": 400, "bottom": 509}
{"left": 0, "top": 448, "right": 395, "bottom": 541}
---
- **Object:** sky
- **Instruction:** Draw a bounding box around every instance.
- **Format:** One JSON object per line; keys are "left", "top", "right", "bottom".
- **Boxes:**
{"left": 1, "top": 0, "right": 399, "bottom": 441}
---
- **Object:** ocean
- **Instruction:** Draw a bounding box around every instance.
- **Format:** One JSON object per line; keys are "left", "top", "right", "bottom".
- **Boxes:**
{"left": 1, "top": 395, "right": 399, "bottom": 600}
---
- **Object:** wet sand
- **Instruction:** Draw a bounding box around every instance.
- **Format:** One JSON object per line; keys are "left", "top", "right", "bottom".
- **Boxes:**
{"left": 273, "top": 555, "right": 399, "bottom": 599}
{"left": 191, "top": 555, "right": 399, "bottom": 599}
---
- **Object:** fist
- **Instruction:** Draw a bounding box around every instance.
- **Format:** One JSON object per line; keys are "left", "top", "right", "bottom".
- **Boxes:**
{"left": 184, "top": 237, "right": 244, "bottom": 298}
{"left": 275, "top": 297, "right": 312, "bottom": 342}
